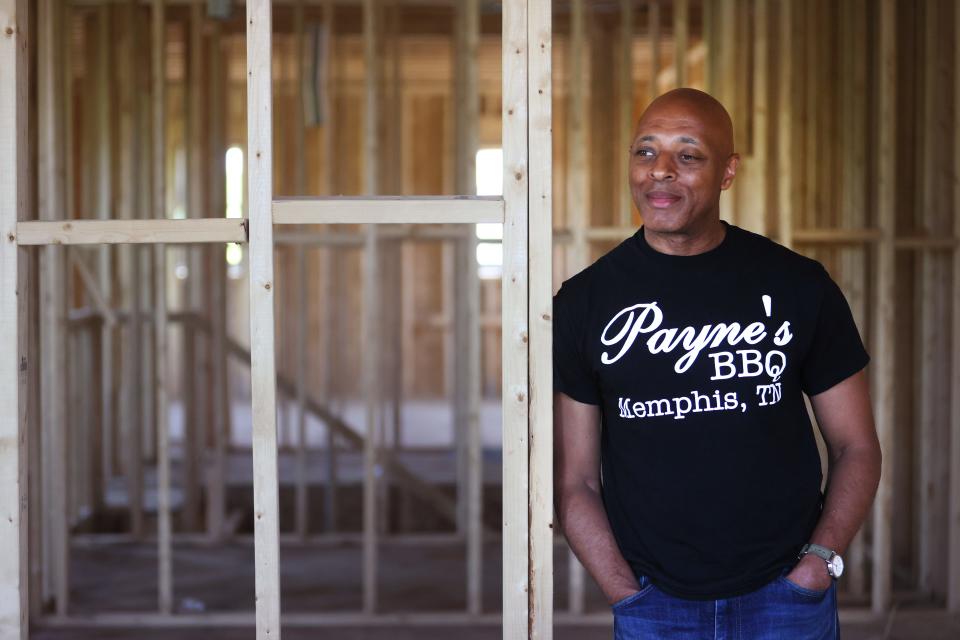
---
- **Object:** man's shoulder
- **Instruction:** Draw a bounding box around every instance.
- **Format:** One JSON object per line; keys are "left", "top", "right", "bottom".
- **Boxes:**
{"left": 731, "top": 225, "right": 826, "bottom": 279}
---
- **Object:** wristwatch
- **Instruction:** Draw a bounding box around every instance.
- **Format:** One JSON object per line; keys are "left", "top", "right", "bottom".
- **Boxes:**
{"left": 799, "top": 543, "right": 844, "bottom": 578}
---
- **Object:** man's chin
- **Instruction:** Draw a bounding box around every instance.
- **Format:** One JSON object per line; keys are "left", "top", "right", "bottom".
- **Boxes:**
{"left": 640, "top": 213, "right": 691, "bottom": 235}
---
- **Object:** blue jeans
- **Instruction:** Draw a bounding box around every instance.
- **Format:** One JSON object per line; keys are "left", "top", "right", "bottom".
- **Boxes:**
{"left": 612, "top": 567, "right": 840, "bottom": 639}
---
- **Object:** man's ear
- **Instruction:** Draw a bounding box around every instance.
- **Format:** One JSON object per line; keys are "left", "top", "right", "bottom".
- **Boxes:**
{"left": 720, "top": 153, "right": 740, "bottom": 191}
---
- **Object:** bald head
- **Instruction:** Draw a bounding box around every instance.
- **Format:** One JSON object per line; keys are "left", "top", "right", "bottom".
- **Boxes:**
{"left": 635, "top": 88, "right": 735, "bottom": 157}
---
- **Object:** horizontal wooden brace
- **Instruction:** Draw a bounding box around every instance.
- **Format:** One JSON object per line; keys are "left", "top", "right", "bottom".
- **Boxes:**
{"left": 15, "top": 218, "right": 247, "bottom": 245}
{"left": 272, "top": 196, "right": 504, "bottom": 225}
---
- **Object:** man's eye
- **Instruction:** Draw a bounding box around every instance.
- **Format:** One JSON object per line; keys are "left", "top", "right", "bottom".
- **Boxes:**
{"left": 680, "top": 154, "right": 699, "bottom": 162}
{"left": 634, "top": 148, "right": 654, "bottom": 157}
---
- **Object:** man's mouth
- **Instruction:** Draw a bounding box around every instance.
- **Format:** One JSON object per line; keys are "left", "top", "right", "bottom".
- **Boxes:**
{"left": 645, "top": 191, "right": 682, "bottom": 209}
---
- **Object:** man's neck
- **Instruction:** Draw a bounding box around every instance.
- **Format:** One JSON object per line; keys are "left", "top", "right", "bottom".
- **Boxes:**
{"left": 644, "top": 220, "right": 727, "bottom": 256}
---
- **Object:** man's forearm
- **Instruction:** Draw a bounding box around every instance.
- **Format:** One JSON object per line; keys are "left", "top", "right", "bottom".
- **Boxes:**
{"left": 557, "top": 482, "right": 640, "bottom": 604}
{"left": 809, "top": 445, "right": 882, "bottom": 555}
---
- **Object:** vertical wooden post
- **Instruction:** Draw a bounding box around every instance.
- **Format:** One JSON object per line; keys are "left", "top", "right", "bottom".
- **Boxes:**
{"left": 740, "top": 0, "right": 768, "bottom": 235}
{"left": 502, "top": 0, "right": 529, "bottom": 633}
{"left": 0, "top": 0, "right": 29, "bottom": 635}
{"left": 38, "top": 0, "right": 70, "bottom": 617}
{"left": 95, "top": 4, "right": 114, "bottom": 511}
{"left": 871, "top": 0, "right": 896, "bottom": 616}
{"left": 206, "top": 20, "right": 229, "bottom": 543}
{"left": 117, "top": 0, "right": 144, "bottom": 540}
{"left": 528, "top": 0, "right": 553, "bottom": 632}
{"left": 247, "top": 0, "right": 283, "bottom": 635}
{"left": 566, "top": 0, "right": 587, "bottom": 615}
{"left": 838, "top": 0, "right": 868, "bottom": 597}
{"left": 453, "top": 0, "right": 482, "bottom": 615}
{"left": 151, "top": 0, "right": 173, "bottom": 615}
{"left": 182, "top": 0, "right": 206, "bottom": 534}
{"left": 914, "top": 2, "right": 946, "bottom": 593}
{"left": 947, "top": 0, "right": 960, "bottom": 613}
{"left": 321, "top": 0, "right": 338, "bottom": 535}
{"left": 775, "top": 0, "right": 792, "bottom": 251}
{"left": 293, "top": 0, "right": 310, "bottom": 542}
{"left": 673, "top": 0, "right": 688, "bottom": 88}
{"left": 362, "top": 0, "right": 382, "bottom": 613}
{"left": 618, "top": 0, "right": 634, "bottom": 227}
{"left": 716, "top": 0, "right": 735, "bottom": 225}
{"left": 649, "top": 1, "right": 660, "bottom": 98}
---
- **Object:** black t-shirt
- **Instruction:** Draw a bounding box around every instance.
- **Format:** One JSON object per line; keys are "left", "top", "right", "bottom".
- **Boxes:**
{"left": 553, "top": 222, "right": 869, "bottom": 600}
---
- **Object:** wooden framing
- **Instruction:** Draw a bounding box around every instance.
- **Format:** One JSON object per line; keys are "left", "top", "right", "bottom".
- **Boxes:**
{"left": 949, "top": 0, "right": 960, "bottom": 613}
{"left": 38, "top": 0, "right": 70, "bottom": 617}
{"left": 247, "top": 0, "right": 283, "bottom": 636}
{"left": 0, "top": 0, "right": 29, "bottom": 636}
{"left": 871, "top": 0, "right": 896, "bottom": 615}
{"left": 151, "top": 0, "right": 172, "bottom": 615}
{"left": 273, "top": 196, "right": 503, "bottom": 224}
{"left": 16, "top": 219, "right": 247, "bottom": 245}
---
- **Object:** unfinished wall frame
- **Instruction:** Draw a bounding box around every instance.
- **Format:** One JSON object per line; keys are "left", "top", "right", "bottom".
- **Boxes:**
{"left": 5, "top": 0, "right": 553, "bottom": 637}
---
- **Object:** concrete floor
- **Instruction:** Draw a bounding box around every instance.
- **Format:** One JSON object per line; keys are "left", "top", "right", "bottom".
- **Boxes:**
{"left": 31, "top": 540, "right": 960, "bottom": 639}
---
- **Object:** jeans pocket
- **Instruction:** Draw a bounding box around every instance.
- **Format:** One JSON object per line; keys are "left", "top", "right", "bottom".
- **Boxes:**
{"left": 777, "top": 575, "right": 831, "bottom": 599}
{"left": 611, "top": 582, "right": 656, "bottom": 611}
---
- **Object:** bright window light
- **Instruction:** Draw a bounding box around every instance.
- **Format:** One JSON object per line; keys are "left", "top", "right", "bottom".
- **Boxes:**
{"left": 225, "top": 147, "right": 245, "bottom": 270}
{"left": 225, "top": 147, "right": 244, "bottom": 219}
{"left": 475, "top": 148, "right": 503, "bottom": 279}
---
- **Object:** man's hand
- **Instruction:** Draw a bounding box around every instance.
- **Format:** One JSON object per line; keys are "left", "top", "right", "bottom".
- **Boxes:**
{"left": 784, "top": 553, "right": 833, "bottom": 592}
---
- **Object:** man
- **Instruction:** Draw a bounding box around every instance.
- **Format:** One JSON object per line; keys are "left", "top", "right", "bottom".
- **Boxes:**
{"left": 553, "top": 88, "right": 882, "bottom": 639}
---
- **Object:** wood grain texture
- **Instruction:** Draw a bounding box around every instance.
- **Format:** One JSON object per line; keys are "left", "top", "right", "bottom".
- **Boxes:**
{"left": 501, "top": 0, "right": 529, "bottom": 633}
{"left": 247, "top": 0, "right": 283, "bottom": 636}
{"left": 273, "top": 196, "right": 503, "bottom": 224}
{"left": 871, "top": 0, "right": 895, "bottom": 616}
{"left": 0, "top": 0, "right": 29, "bottom": 635}
{"left": 528, "top": 0, "right": 553, "bottom": 634}
{"left": 16, "top": 219, "right": 247, "bottom": 245}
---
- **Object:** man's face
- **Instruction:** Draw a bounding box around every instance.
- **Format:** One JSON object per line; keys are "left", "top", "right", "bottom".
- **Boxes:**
{"left": 628, "top": 104, "right": 739, "bottom": 236}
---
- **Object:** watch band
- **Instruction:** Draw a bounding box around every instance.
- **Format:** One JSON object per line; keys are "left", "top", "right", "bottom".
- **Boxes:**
{"left": 799, "top": 543, "right": 835, "bottom": 562}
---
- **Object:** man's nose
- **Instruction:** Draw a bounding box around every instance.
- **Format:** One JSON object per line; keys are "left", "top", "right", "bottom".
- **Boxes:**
{"left": 648, "top": 155, "right": 676, "bottom": 181}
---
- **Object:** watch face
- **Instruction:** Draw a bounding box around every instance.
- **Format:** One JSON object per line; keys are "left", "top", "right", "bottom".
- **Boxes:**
{"left": 829, "top": 555, "right": 844, "bottom": 578}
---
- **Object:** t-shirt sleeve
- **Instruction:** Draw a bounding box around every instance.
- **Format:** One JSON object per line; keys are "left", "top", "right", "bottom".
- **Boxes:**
{"left": 553, "top": 283, "right": 601, "bottom": 405}
{"left": 800, "top": 268, "right": 871, "bottom": 396}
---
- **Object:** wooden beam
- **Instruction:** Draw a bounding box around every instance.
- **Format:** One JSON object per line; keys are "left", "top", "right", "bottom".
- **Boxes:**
{"left": 501, "top": 0, "right": 529, "bottom": 633}
{"left": 273, "top": 196, "right": 503, "bottom": 225}
{"left": 915, "top": 0, "right": 942, "bottom": 598}
{"left": 775, "top": 0, "right": 793, "bottom": 250}
{"left": 117, "top": 0, "right": 144, "bottom": 541}
{"left": 617, "top": 0, "right": 634, "bottom": 228}
{"left": 453, "top": 0, "right": 482, "bottom": 616}
{"left": 95, "top": 3, "right": 115, "bottom": 511}
{"left": 16, "top": 219, "right": 248, "bottom": 246}
{"left": 871, "top": 0, "right": 895, "bottom": 616}
{"left": 39, "top": 0, "right": 70, "bottom": 617}
{"left": 838, "top": 0, "right": 868, "bottom": 598}
{"left": 293, "top": 0, "right": 309, "bottom": 542}
{"left": 69, "top": 252, "right": 117, "bottom": 327}
{"left": 0, "top": 0, "right": 30, "bottom": 634}
{"left": 361, "top": 0, "right": 381, "bottom": 614}
{"left": 320, "top": 0, "right": 338, "bottom": 538}
{"left": 247, "top": 0, "right": 283, "bottom": 636}
{"left": 648, "top": 1, "right": 660, "bottom": 97}
{"left": 948, "top": 0, "right": 960, "bottom": 612}
{"left": 528, "top": 0, "right": 552, "bottom": 631}
{"left": 205, "top": 20, "right": 229, "bottom": 543}
{"left": 567, "top": 0, "right": 587, "bottom": 277}
{"left": 181, "top": 0, "right": 207, "bottom": 534}
{"left": 151, "top": 0, "right": 173, "bottom": 616}
{"left": 673, "top": 0, "right": 688, "bottom": 88}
